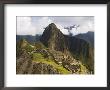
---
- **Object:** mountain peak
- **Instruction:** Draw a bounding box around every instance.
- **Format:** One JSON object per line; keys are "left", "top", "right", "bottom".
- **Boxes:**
{"left": 40, "top": 23, "right": 66, "bottom": 52}
{"left": 45, "top": 23, "right": 58, "bottom": 31}
{"left": 49, "top": 23, "right": 56, "bottom": 27}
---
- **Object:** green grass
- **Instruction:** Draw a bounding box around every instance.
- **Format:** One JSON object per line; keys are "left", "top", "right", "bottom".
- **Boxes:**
{"left": 32, "top": 53, "right": 71, "bottom": 74}
{"left": 24, "top": 44, "right": 35, "bottom": 52}
{"left": 35, "top": 42, "right": 46, "bottom": 49}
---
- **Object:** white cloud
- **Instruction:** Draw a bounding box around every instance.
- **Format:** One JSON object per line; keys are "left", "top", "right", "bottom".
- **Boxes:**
{"left": 55, "top": 23, "right": 69, "bottom": 35}
{"left": 17, "top": 16, "right": 94, "bottom": 36}
{"left": 34, "top": 17, "right": 52, "bottom": 34}
{"left": 17, "top": 17, "right": 37, "bottom": 36}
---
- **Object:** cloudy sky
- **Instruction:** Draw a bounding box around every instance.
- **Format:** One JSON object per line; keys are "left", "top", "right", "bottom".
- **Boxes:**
{"left": 17, "top": 16, "right": 94, "bottom": 36}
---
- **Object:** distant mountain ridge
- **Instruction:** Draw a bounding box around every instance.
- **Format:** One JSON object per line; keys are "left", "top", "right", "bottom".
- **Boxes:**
{"left": 17, "top": 31, "right": 94, "bottom": 48}
{"left": 74, "top": 31, "right": 94, "bottom": 47}
{"left": 16, "top": 35, "right": 41, "bottom": 43}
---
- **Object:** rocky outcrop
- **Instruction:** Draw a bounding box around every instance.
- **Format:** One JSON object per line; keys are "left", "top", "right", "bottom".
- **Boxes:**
{"left": 16, "top": 51, "right": 32, "bottom": 74}
{"left": 32, "top": 62, "right": 60, "bottom": 74}
{"left": 40, "top": 23, "right": 67, "bottom": 52}
{"left": 16, "top": 51, "right": 60, "bottom": 74}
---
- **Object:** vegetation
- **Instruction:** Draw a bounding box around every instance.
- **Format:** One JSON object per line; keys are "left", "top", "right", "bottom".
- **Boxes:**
{"left": 32, "top": 53, "right": 71, "bottom": 74}
{"left": 34, "top": 42, "right": 46, "bottom": 49}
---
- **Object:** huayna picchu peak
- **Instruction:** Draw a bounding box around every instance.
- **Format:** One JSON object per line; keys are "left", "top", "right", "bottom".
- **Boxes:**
{"left": 47, "top": 23, "right": 58, "bottom": 29}
{"left": 40, "top": 23, "right": 67, "bottom": 52}
{"left": 16, "top": 23, "right": 94, "bottom": 74}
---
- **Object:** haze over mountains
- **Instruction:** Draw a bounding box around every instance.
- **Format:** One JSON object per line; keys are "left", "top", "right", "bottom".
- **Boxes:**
{"left": 16, "top": 23, "right": 94, "bottom": 74}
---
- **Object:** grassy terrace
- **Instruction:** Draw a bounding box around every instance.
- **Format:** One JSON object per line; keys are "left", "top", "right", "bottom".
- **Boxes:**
{"left": 32, "top": 53, "right": 71, "bottom": 74}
